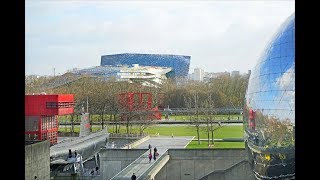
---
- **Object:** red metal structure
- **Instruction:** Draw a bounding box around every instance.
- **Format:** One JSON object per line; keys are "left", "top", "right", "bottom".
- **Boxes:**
{"left": 118, "top": 92, "right": 161, "bottom": 120}
{"left": 25, "top": 94, "right": 75, "bottom": 145}
{"left": 248, "top": 109, "right": 256, "bottom": 131}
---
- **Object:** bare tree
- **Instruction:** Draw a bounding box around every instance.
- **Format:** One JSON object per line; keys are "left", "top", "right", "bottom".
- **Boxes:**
{"left": 184, "top": 93, "right": 202, "bottom": 145}
{"left": 133, "top": 109, "right": 159, "bottom": 135}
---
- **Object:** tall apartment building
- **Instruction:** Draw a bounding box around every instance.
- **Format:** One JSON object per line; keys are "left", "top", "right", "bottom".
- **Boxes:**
{"left": 193, "top": 68, "right": 204, "bottom": 81}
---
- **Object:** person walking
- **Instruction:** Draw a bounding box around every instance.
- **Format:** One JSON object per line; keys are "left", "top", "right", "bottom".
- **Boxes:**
{"left": 148, "top": 144, "right": 152, "bottom": 154}
{"left": 131, "top": 173, "right": 137, "bottom": 180}
{"left": 148, "top": 153, "right": 152, "bottom": 163}
{"left": 153, "top": 147, "right": 158, "bottom": 160}
{"left": 153, "top": 151, "right": 157, "bottom": 161}
{"left": 95, "top": 166, "right": 100, "bottom": 175}
{"left": 68, "top": 149, "right": 72, "bottom": 158}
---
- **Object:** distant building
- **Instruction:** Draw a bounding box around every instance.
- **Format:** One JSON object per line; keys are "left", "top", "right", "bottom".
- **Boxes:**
{"left": 67, "top": 53, "right": 190, "bottom": 87}
{"left": 231, "top": 71, "right": 240, "bottom": 77}
{"left": 203, "top": 71, "right": 230, "bottom": 82}
{"left": 101, "top": 53, "right": 190, "bottom": 78}
{"left": 187, "top": 73, "right": 194, "bottom": 80}
{"left": 118, "top": 64, "right": 172, "bottom": 87}
{"left": 211, "top": 72, "right": 230, "bottom": 78}
{"left": 193, "top": 68, "right": 204, "bottom": 81}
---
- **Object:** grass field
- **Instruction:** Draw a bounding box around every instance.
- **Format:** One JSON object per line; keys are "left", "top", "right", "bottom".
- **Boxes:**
{"left": 58, "top": 114, "right": 243, "bottom": 122}
{"left": 141, "top": 125, "right": 244, "bottom": 139}
{"left": 59, "top": 125, "right": 244, "bottom": 139}
{"left": 59, "top": 125, "right": 244, "bottom": 149}
{"left": 186, "top": 141, "right": 245, "bottom": 149}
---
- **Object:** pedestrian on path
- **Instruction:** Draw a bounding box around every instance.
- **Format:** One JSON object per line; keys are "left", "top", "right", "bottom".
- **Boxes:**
{"left": 68, "top": 149, "right": 72, "bottom": 158}
{"left": 131, "top": 173, "right": 137, "bottom": 180}
{"left": 153, "top": 152, "right": 156, "bottom": 161}
{"left": 148, "top": 153, "right": 152, "bottom": 163}
{"left": 153, "top": 146, "right": 158, "bottom": 160}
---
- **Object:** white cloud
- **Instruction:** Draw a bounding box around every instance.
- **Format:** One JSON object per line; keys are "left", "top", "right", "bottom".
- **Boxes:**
{"left": 274, "top": 63, "right": 295, "bottom": 121}
{"left": 276, "top": 64, "right": 295, "bottom": 90}
{"left": 25, "top": 0, "right": 295, "bottom": 75}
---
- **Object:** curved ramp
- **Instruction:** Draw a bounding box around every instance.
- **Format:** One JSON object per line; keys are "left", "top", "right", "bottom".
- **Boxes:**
{"left": 110, "top": 136, "right": 193, "bottom": 179}
{"left": 110, "top": 150, "right": 169, "bottom": 180}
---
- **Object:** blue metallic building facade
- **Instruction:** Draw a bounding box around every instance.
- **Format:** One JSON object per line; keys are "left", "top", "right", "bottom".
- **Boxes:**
{"left": 243, "top": 13, "right": 295, "bottom": 179}
{"left": 101, "top": 53, "right": 191, "bottom": 78}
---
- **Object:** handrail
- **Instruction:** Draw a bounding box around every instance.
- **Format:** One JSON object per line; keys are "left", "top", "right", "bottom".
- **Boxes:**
{"left": 58, "top": 120, "right": 243, "bottom": 126}
{"left": 137, "top": 150, "right": 169, "bottom": 180}
{"left": 121, "top": 135, "right": 149, "bottom": 149}
{"left": 110, "top": 149, "right": 150, "bottom": 180}
{"left": 109, "top": 133, "right": 147, "bottom": 138}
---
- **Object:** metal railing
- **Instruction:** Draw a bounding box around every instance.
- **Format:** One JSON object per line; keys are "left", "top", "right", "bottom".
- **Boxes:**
{"left": 110, "top": 149, "right": 151, "bottom": 180}
{"left": 109, "top": 133, "right": 147, "bottom": 138}
{"left": 58, "top": 119, "right": 243, "bottom": 126}
{"left": 137, "top": 150, "right": 169, "bottom": 180}
{"left": 160, "top": 107, "right": 243, "bottom": 113}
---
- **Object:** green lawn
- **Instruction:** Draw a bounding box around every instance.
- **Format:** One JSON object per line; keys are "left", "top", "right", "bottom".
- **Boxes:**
{"left": 59, "top": 125, "right": 244, "bottom": 149}
{"left": 186, "top": 141, "right": 245, "bottom": 149}
{"left": 143, "top": 125, "right": 244, "bottom": 139}
{"left": 59, "top": 125, "right": 244, "bottom": 139}
{"left": 58, "top": 114, "right": 243, "bottom": 123}
{"left": 142, "top": 125, "right": 244, "bottom": 149}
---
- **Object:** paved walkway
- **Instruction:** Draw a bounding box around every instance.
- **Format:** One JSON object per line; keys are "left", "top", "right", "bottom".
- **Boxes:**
{"left": 110, "top": 136, "right": 194, "bottom": 179}
{"left": 136, "top": 136, "right": 195, "bottom": 150}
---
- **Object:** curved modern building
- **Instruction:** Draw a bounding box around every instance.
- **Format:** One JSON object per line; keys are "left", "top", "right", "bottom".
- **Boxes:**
{"left": 243, "top": 13, "right": 295, "bottom": 179}
{"left": 101, "top": 53, "right": 191, "bottom": 78}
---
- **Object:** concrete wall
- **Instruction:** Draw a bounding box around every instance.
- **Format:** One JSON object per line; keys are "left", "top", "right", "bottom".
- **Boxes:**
{"left": 155, "top": 149, "right": 254, "bottom": 180}
{"left": 200, "top": 160, "right": 255, "bottom": 180}
{"left": 25, "top": 140, "right": 50, "bottom": 180}
{"left": 99, "top": 148, "right": 255, "bottom": 180}
{"left": 145, "top": 154, "right": 170, "bottom": 180}
{"left": 121, "top": 135, "right": 150, "bottom": 149}
{"left": 99, "top": 149, "right": 148, "bottom": 180}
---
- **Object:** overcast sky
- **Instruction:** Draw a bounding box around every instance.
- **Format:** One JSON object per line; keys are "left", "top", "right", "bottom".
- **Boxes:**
{"left": 25, "top": 0, "right": 295, "bottom": 76}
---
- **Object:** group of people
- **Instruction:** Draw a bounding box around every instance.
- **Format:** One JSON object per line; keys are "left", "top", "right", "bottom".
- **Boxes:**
{"left": 148, "top": 144, "right": 159, "bottom": 163}
{"left": 131, "top": 144, "right": 159, "bottom": 179}
{"left": 68, "top": 149, "right": 78, "bottom": 159}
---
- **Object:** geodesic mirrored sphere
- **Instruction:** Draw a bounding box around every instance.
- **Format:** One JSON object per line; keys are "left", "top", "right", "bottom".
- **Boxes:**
{"left": 243, "top": 13, "right": 295, "bottom": 179}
